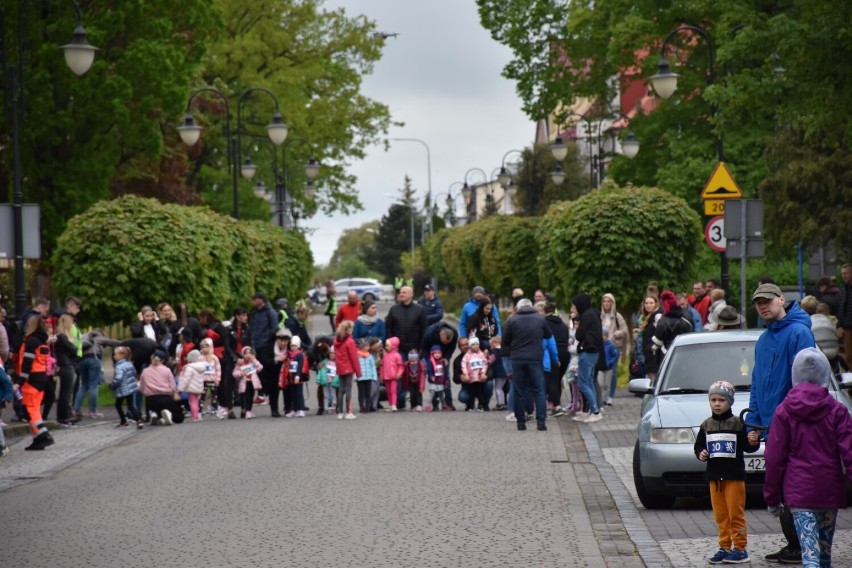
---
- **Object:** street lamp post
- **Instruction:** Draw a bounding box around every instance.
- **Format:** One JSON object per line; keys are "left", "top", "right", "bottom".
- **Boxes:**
{"left": 460, "top": 167, "right": 489, "bottom": 224}
{"left": 2, "top": 1, "right": 98, "bottom": 318}
{"left": 250, "top": 136, "right": 320, "bottom": 229}
{"left": 550, "top": 112, "right": 640, "bottom": 189}
{"left": 649, "top": 24, "right": 729, "bottom": 293}
{"left": 177, "top": 87, "right": 289, "bottom": 219}
{"left": 392, "top": 137, "right": 432, "bottom": 199}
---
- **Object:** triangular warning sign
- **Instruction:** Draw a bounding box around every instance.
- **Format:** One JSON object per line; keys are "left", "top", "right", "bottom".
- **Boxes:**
{"left": 701, "top": 162, "right": 743, "bottom": 200}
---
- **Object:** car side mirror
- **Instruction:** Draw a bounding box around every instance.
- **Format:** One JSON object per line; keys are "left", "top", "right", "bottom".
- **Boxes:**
{"left": 629, "top": 378, "right": 653, "bottom": 395}
{"left": 839, "top": 373, "right": 852, "bottom": 390}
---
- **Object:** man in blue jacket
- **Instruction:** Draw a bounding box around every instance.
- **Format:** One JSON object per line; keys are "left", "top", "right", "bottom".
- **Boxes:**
{"left": 417, "top": 284, "right": 444, "bottom": 325}
{"left": 746, "top": 283, "right": 815, "bottom": 564}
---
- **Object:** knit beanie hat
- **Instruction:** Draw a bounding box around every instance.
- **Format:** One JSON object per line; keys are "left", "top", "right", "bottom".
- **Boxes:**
{"left": 792, "top": 347, "right": 831, "bottom": 387}
{"left": 708, "top": 380, "right": 735, "bottom": 405}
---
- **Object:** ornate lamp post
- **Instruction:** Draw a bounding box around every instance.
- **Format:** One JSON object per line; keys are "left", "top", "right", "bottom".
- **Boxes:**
{"left": 177, "top": 87, "right": 289, "bottom": 219}
{"left": 2, "top": 0, "right": 98, "bottom": 317}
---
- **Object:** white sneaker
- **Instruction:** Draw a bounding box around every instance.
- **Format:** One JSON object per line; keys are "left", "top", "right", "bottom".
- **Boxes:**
{"left": 391, "top": 405, "right": 397, "bottom": 412}
{"left": 572, "top": 412, "right": 589, "bottom": 421}
{"left": 149, "top": 412, "right": 159, "bottom": 426}
{"left": 296, "top": 410, "right": 305, "bottom": 418}
{"left": 584, "top": 412, "right": 603, "bottom": 423}
{"left": 505, "top": 413, "right": 516, "bottom": 422}
{"left": 161, "top": 409, "right": 173, "bottom": 426}
{"left": 337, "top": 413, "right": 344, "bottom": 420}
{"left": 285, "top": 411, "right": 296, "bottom": 418}
{"left": 605, "top": 397, "right": 614, "bottom": 406}
{"left": 344, "top": 413, "right": 357, "bottom": 420}
{"left": 246, "top": 411, "right": 256, "bottom": 419}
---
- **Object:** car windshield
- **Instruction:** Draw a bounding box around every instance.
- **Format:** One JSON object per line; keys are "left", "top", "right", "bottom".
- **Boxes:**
{"left": 658, "top": 342, "right": 755, "bottom": 393}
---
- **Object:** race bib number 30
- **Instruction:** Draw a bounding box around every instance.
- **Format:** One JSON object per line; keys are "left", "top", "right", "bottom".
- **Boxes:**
{"left": 707, "top": 432, "right": 737, "bottom": 459}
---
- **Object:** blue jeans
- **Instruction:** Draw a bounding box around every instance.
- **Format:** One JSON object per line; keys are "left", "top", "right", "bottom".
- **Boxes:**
{"left": 578, "top": 352, "right": 599, "bottom": 414}
{"left": 74, "top": 356, "right": 102, "bottom": 413}
{"left": 511, "top": 360, "right": 546, "bottom": 425}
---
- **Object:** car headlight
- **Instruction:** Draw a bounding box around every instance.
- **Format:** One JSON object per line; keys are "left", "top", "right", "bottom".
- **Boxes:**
{"left": 650, "top": 428, "right": 696, "bottom": 444}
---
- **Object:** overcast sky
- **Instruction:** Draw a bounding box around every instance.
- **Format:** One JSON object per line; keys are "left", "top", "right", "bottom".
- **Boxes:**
{"left": 311, "top": 0, "right": 535, "bottom": 267}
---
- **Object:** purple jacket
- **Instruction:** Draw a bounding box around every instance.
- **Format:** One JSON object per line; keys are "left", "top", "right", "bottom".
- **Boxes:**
{"left": 764, "top": 383, "right": 852, "bottom": 509}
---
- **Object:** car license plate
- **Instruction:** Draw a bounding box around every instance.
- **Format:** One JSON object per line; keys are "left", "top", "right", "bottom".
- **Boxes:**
{"left": 746, "top": 457, "right": 765, "bottom": 472}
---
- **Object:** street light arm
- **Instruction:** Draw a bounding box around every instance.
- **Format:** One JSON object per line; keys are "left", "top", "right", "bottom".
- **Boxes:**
{"left": 660, "top": 24, "right": 716, "bottom": 86}
{"left": 392, "top": 138, "right": 432, "bottom": 198}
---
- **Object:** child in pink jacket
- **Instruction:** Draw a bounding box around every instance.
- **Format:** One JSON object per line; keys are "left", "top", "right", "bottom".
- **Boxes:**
{"left": 461, "top": 337, "right": 490, "bottom": 412}
{"left": 381, "top": 337, "right": 404, "bottom": 412}
{"left": 232, "top": 346, "right": 264, "bottom": 419}
{"left": 177, "top": 350, "right": 208, "bottom": 422}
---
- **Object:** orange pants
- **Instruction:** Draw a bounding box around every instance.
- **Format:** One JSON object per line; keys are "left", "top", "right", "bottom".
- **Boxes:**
{"left": 21, "top": 382, "right": 46, "bottom": 436}
{"left": 709, "top": 479, "right": 748, "bottom": 551}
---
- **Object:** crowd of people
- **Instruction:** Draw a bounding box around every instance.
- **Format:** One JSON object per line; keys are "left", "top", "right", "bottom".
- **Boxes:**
{"left": 2, "top": 267, "right": 852, "bottom": 565}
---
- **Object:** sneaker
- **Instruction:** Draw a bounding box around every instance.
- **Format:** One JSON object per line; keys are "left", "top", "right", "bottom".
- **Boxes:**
{"left": 517, "top": 422, "right": 527, "bottom": 431}
{"left": 391, "top": 405, "right": 397, "bottom": 412}
{"left": 723, "top": 548, "right": 749, "bottom": 563}
{"left": 0, "top": 445, "right": 8, "bottom": 457}
{"left": 88, "top": 411, "right": 104, "bottom": 418}
{"left": 584, "top": 412, "right": 603, "bottom": 423}
{"left": 136, "top": 420, "right": 144, "bottom": 430}
{"left": 572, "top": 412, "right": 589, "bottom": 422}
{"left": 537, "top": 423, "right": 547, "bottom": 431}
{"left": 58, "top": 420, "right": 76, "bottom": 427}
{"left": 25, "top": 431, "right": 54, "bottom": 450}
{"left": 344, "top": 413, "right": 357, "bottom": 420}
{"left": 296, "top": 410, "right": 305, "bottom": 417}
{"left": 505, "top": 413, "right": 517, "bottom": 422}
{"left": 161, "top": 409, "right": 173, "bottom": 426}
{"left": 285, "top": 411, "right": 296, "bottom": 418}
{"left": 150, "top": 412, "right": 159, "bottom": 426}
{"left": 425, "top": 406, "right": 433, "bottom": 412}
{"left": 216, "top": 408, "right": 227, "bottom": 420}
{"left": 708, "top": 548, "right": 729, "bottom": 564}
{"left": 765, "top": 546, "right": 800, "bottom": 563}
{"left": 553, "top": 408, "right": 567, "bottom": 417}
{"left": 605, "top": 396, "right": 614, "bottom": 406}
{"left": 116, "top": 423, "right": 129, "bottom": 429}
{"left": 245, "top": 411, "right": 255, "bottom": 419}
{"left": 466, "top": 407, "right": 476, "bottom": 412}
{"left": 227, "top": 411, "right": 236, "bottom": 420}
{"left": 253, "top": 396, "right": 267, "bottom": 405}
{"left": 414, "top": 406, "right": 422, "bottom": 412}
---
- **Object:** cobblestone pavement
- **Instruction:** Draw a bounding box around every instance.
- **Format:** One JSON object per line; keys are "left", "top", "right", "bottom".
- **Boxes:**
{"left": 585, "top": 393, "right": 852, "bottom": 567}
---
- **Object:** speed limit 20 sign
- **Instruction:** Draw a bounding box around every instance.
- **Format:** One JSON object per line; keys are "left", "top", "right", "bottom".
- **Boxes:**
{"left": 705, "top": 216, "right": 725, "bottom": 252}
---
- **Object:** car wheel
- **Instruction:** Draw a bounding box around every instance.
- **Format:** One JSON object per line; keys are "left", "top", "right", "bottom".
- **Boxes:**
{"left": 362, "top": 293, "right": 375, "bottom": 302}
{"left": 633, "top": 441, "right": 675, "bottom": 509}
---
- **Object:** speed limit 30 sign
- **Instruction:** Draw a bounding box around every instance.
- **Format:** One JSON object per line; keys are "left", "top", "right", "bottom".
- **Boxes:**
{"left": 705, "top": 216, "right": 725, "bottom": 252}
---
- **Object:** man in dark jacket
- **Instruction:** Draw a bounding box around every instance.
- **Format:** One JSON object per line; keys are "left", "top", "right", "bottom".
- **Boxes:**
{"left": 386, "top": 286, "right": 428, "bottom": 409}
{"left": 417, "top": 284, "right": 445, "bottom": 325}
{"left": 652, "top": 290, "right": 694, "bottom": 358}
{"left": 572, "top": 293, "right": 603, "bottom": 423}
{"left": 421, "top": 321, "right": 458, "bottom": 409}
{"left": 503, "top": 298, "right": 553, "bottom": 431}
{"left": 837, "top": 264, "right": 852, "bottom": 360}
{"left": 250, "top": 293, "right": 282, "bottom": 417}
{"left": 285, "top": 306, "right": 313, "bottom": 349}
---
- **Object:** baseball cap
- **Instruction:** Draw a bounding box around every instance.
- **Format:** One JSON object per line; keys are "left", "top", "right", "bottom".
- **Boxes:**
{"left": 751, "top": 283, "right": 783, "bottom": 303}
{"left": 423, "top": 284, "right": 433, "bottom": 291}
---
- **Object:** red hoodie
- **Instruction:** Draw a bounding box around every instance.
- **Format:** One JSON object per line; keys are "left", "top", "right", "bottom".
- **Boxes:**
{"left": 333, "top": 333, "right": 361, "bottom": 378}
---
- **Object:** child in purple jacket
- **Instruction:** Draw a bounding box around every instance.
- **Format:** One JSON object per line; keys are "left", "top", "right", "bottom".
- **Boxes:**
{"left": 764, "top": 347, "right": 852, "bottom": 568}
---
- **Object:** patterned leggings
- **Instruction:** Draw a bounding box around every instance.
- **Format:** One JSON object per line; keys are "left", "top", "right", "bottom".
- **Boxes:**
{"left": 793, "top": 509, "right": 837, "bottom": 568}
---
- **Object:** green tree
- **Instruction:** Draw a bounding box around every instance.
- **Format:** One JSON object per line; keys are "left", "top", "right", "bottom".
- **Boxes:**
{"left": 0, "top": 1, "right": 220, "bottom": 260}
{"left": 51, "top": 195, "right": 312, "bottom": 325}
{"left": 368, "top": 176, "right": 423, "bottom": 281}
{"left": 511, "top": 142, "right": 590, "bottom": 215}
{"left": 326, "top": 220, "right": 382, "bottom": 279}
{"left": 537, "top": 183, "right": 702, "bottom": 310}
{"left": 477, "top": 0, "right": 852, "bottom": 258}
{"left": 189, "top": 0, "right": 397, "bottom": 220}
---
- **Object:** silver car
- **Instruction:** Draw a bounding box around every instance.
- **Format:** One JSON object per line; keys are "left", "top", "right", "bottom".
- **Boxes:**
{"left": 629, "top": 329, "right": 852, "bottom": 509}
